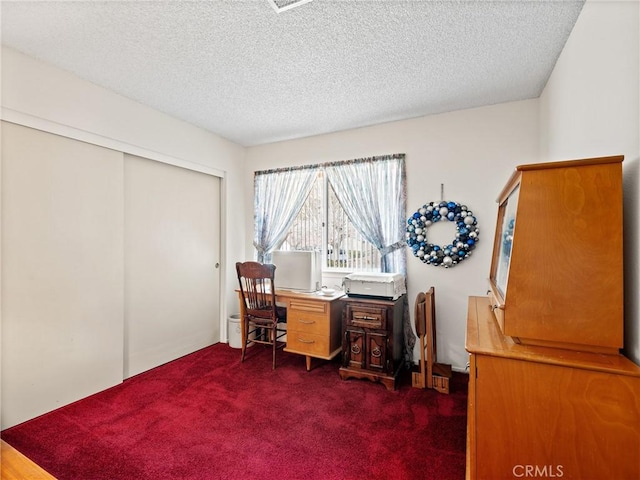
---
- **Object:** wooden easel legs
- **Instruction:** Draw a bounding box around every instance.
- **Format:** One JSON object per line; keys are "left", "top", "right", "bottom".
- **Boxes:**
{"left": 412, "top": 287, "right": 452, "bottom": 394}
{"left": 412, "top": 362, "right": 452, "bottom": 394}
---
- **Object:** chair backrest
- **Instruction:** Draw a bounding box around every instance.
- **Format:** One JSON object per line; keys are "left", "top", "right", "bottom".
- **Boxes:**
{"left": 236, "top": 261, "right": 278, "bottom": 320}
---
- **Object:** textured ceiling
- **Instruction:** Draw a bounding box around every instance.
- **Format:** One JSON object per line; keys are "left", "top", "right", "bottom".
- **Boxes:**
{"left": 1, "top": 1, "right": 585, "bottom": 147}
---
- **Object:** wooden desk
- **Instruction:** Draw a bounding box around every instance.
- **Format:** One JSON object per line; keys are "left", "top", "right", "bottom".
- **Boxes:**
{"left": 236, "top": 289, "right": 344, "bottom": 371}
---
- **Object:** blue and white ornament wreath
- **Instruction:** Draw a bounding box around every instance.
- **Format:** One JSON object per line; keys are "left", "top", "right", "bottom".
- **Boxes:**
{"left": 406, "top": 201, "right": 479, "bottom": 268}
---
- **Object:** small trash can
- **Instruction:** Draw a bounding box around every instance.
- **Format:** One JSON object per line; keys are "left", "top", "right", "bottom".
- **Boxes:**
{"left": 228, "top": 314, "right": 255, "bottom": 349}
{"left": 228, "top": 314, "right": 243, "bottom": 349}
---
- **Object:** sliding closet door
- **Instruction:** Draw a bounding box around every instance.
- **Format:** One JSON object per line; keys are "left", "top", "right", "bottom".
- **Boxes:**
{"left": 1, "top": 122, "right": 124, "bottom": 429}
{"left": 124, "top": 154, "right": 220, "bottom": 378}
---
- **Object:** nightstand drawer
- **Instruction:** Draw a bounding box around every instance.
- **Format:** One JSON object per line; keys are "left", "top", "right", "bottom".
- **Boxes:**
{"left": 286, "top": 332, "right": 330, "bottom": 356}
{"left": 345, "top": 304, "right": 387, "bottom": 329}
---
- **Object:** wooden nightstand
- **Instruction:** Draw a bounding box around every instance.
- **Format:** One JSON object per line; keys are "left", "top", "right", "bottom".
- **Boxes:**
{"left": 339, "top": 295, "right": 405, "bottom": 391}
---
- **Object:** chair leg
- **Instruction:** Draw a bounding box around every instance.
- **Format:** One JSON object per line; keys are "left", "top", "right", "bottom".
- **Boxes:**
{"left": 272, "top": 327, "right": 277, "bottom": 370}
{"left": 241, "top": 318, "right": 248, "bottom": 363}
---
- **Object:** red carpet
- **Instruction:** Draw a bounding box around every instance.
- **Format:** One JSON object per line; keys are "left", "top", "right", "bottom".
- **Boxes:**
{"left": 2, "top": 343, "right": 468, "bottom": 480}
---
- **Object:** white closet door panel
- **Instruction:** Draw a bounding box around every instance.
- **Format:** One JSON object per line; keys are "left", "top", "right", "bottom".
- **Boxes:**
{"left": 1, "top": 122, "right": 124, "bottom": 429}
{"left": 124, "top": 154, "right": 220, "bottom": 378}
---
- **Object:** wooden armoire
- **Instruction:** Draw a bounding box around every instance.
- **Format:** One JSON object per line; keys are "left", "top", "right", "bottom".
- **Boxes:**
{"left": 465, "top": 156, "right": 640, "bottom": 480}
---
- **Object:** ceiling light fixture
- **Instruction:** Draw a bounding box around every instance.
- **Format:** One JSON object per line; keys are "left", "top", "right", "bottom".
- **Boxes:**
{"left": 267, "top": 0, "right": 313, "bottom": 13}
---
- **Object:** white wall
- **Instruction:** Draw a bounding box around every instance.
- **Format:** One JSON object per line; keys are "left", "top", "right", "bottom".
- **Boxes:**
{"left": 539, "top": 0, "right": 640, "bottom": 364}
{"left": 1, "top": 46, "right": 247, "bottom": 343}
{"left": 245, "top": 100, "right": 540, "bottom": 371}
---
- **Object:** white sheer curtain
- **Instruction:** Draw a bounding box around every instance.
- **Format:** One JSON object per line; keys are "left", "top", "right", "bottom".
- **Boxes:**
{"left": 324, "top": 154, "right": 406, "bottom": 274}
{"left": 253, "top": 165, "right": 319, "bottom": 262}
{"left": 324, "top": 154, "right": 414, "bottom": 363}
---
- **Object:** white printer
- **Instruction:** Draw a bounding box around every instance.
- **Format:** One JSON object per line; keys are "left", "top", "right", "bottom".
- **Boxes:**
{"left": 342, "top": 272, "right": 406, "bottom": 300}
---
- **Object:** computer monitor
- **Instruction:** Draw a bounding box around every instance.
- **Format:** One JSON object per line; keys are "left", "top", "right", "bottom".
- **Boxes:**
{"left": 270, "top": 250, "right": 322, "bottom": 292}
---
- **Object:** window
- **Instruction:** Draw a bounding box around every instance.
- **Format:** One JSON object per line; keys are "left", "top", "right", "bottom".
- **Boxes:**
{"left": 279, "top": 170, "right": 382, "bottom": 271}
{"left": 254, "top": 154, "right": 406, "bottom": 275}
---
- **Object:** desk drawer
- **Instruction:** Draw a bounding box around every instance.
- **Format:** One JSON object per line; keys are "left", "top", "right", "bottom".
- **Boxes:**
{"left": 345, "top": 304, "right": 387, "bottom": 329}
{"left": 287, "top": 311, "right": 328, "bottom": 336}
{"left": 288, "top": 299, "right": 328, "bottom": 315}
{"left": 287, "top": 332, "right": 329, "bottom": 356}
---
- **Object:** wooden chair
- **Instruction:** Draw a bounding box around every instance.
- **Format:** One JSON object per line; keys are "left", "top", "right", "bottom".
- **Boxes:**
{"left": 235, "top": 261, "right": 287, "bottom": 370}
{"left": 412, "top": 287, "right": 452, "bottom": 393}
